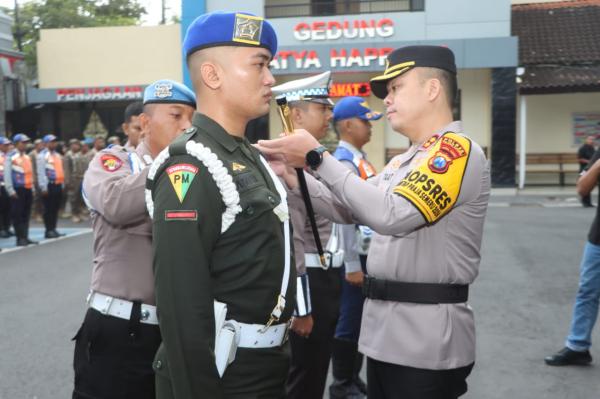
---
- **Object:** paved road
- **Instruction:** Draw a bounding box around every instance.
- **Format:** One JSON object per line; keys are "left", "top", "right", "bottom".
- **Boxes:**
{"left": 1, "top": 205, "right": 599, "bottom": 398}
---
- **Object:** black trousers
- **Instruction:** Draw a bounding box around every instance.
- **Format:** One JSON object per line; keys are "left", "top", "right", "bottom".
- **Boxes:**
{"left": 11, "top": 187, "right": 32, "bottom": 237}
{"left": 42, "top": 183, "right": 63, "bottom": 232}
{"left": 286, "top": 266, "right": 342, "bottom": 399}
{"left": 72, "top": 307, "right": 161, "bottom": 399}
{"left": 0, "top": 186, "right": 11, "bottom": 232}
{"left": 367, "top": 357, "right": 474, "bottom": 399}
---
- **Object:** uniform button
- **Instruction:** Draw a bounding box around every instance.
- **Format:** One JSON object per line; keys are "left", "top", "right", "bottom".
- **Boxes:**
{"left": 267, "top": 195, "right": 276, "bottom": 204}
{"left": 155, "top": 360, "right": 162, "bottom": 370}
{"left": 246, "top": 206, "right": 255, "bottom": 215}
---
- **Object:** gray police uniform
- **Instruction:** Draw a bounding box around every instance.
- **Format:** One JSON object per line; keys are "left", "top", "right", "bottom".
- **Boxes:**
{"left": 73, "top": 140, "right": 160, "bottom": 399}
{"left": 272, "top": 72, "right": 344, "bottom": 399}
{"left": 301, "top": 120, "right": 490, "bottom": 397}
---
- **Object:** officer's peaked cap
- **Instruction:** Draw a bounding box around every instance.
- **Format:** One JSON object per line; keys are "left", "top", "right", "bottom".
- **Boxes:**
{"left": 272, "top": 71, "right": 334, "bottom": 106}
{"left": 370, "top": 45, "right": 456, "bottom": 99}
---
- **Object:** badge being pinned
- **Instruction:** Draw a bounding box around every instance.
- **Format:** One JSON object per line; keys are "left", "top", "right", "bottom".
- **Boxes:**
{"left": 100, "top": 154, "right": 123, "bottom": 172}
{"left": 233, "top": 13, "right": 263, "bottom": 45}
{"left": 167, "top": 163, "right": 199, "bottom": 203}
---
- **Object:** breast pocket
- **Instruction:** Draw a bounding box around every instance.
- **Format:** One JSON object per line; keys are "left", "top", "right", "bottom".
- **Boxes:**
{"left": 238, "top": 185, "right": 279, "bottom": 222}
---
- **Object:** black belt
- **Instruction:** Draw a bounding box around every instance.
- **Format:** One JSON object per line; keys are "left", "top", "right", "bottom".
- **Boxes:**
{"left": 362, "top": 276, "right": 469, "bottom": 304}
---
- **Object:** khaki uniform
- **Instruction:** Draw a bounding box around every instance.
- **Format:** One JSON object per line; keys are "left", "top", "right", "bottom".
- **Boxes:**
{"left": 83, "top": 142, "right": 154, "bottom": 303}
{"left": 73, "top": 141, "right": 160, "bottom": 399}
{"left": 65, "top": 150, "right": 89, "bottom": 218}
{"left": 302, "top": 121, "right": 490, "bottom": 370}
{"left": 286, "top": 179, "right": 342, "bottom": 398}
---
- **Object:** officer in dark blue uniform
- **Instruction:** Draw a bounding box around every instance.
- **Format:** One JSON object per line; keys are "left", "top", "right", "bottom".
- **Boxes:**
{"left": 0, "top": 136, "right": 13, "bottom": 238}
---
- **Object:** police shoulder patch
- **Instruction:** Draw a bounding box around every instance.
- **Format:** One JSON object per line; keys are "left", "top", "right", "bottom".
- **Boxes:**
{"left": 100, "top": 154, "right": 123, "bottom": 172}
{"left": 393, "top": 132, "right": 471, "bottom": 223}
{"left": 167, "top": 163, "right": 199, "bottom": 203}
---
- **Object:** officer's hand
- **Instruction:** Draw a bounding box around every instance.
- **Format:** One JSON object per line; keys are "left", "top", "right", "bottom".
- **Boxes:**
{"left": 256, "top": 129, "right": 321, "bottom": 168}
{"left": 346, "top": 271, "right": 365, "bottom": 287}
{"left": 259, "top": 152, "right": 299, "bottom": 189}
{"left": 291, "top": 315, "right": 313, "bottom": 338}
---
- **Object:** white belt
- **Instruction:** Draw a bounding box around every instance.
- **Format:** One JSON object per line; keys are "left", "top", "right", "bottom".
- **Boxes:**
{"left": 305, "top": 252, "right": 344, "bottom": 269}
{"left": 87, "top": 291, "right": 158, "bottom": 325}
{"left": 231, "top": 320, "right": 289, "bottom": 348}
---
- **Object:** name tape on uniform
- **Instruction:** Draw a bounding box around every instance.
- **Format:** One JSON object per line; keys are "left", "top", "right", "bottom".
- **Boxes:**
{"left": 393, "top": 133, "right": 471, "bottom": 223}
{"left": 167, "top": 163, "right": 199, "bottom": 203}
{"left": 165, "top": 210, "right": 198, "bottom": 221}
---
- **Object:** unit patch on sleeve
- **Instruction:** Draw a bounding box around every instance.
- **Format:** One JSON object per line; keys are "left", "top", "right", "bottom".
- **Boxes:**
{"left": 167, "top": 163, "right": 199, "bottom": 203}
{"left": 393, "top": 133, "right": 471, "bottom": 223}
{"left": 100, "top": 154, "right": 123, "bottom": 172}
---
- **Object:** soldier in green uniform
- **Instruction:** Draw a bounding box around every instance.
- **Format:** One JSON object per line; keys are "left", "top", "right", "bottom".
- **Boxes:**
{"left": 146, "top": 11, "right": 296, "bottom": 399}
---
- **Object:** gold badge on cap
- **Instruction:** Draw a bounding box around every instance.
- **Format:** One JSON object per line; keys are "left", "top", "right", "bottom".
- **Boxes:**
{"left": 233, "top": 13, "right": 263, "bottom": 46}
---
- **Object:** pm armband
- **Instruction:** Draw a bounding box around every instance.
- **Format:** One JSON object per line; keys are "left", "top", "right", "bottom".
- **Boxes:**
{"left": 294, "top": 274, "right": 312, "bottom": 317}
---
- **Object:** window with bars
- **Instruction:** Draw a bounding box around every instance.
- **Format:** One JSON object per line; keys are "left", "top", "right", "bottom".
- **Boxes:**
{"left": 265, "top": 0, "right": 425, "bottom": 18}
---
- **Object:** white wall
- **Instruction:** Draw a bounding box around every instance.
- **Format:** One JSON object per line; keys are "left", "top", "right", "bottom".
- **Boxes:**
{"left": 519, "top": 92, "right": 600, "bottom": 153}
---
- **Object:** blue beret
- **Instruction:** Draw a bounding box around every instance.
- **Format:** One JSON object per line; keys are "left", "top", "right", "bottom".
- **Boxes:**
{"left": 143, "top": 79, "right": 196, "bottom": 107}
{"left": 43, "top": 134, "right": 58, "bottom": 143}
{"left": 83, "top": 137, "right": 95, "bottom": 146}
{"left": 183, "top": 11, "right": 277, "bottom": 58}
{"left": 12, "top": 133, "right": 30, "bottom": 143}
{"left": 333, "top": 96, "right": 382, "bottom": 122}
{"left": 0, "top": 136, "right": 10, "bottom": 145}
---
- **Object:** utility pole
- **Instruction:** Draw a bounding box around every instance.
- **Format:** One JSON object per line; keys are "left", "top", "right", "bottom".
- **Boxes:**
{"left": 161, "top": 0, "right": 166, "bottom": 24}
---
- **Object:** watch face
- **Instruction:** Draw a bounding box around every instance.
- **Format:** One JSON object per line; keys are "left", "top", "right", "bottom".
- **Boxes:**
{"left": 306, "top": 149, "right": 321, "bottom": 168}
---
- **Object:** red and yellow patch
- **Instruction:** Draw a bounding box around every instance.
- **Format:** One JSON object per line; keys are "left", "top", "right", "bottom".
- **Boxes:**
{"left": 427, "top": 136, "right": 468, "bottom": 174}
{"left": 165, "top": 210, "right": 198, "bottom": 221}
{"left": 100, "top": 154, "right": 123, "bottom": 172}
{"left": 393, "top": 132, "right": 471, "bottom": 223}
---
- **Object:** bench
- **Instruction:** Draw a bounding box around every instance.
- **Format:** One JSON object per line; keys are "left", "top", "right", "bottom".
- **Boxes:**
{"left": 517, "top": 153, "right": 580, "bottom": 186}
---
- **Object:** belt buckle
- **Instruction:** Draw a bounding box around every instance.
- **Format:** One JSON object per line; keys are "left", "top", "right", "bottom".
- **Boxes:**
{"left": 140, "top": 308, "right": 151, "bottom": 322}
{"left": 320, "top": 252, "right": 332, "bottom": 270}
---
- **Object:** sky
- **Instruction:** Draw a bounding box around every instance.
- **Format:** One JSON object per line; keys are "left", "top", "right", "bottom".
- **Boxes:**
{"left": 0, "top": 0, "right": 182, "bottom": 26}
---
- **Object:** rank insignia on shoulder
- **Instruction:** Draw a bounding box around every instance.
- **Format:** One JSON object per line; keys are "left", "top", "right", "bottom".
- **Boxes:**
{"left": 232, "top": 162, "right": 246, "bottom": 172}
{"left": 165, "top": 210, "right": 197, "bottom": 221}
{"left": 167, "top": 163, "right": 199, "bottom": 203}
{"left": 421, "top": 134, "right": 440, "bottom": 150}
{"left": 233, "top": 13, "right": 263, "bottom": 45}
{"left": 100, "top": 154, "right": 123, "bottom": 172}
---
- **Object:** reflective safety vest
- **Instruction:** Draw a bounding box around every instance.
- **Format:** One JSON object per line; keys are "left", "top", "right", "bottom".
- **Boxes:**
{"left": 10, "top": 151, "right": 33, "bottom": 189}
{"left": 333, "top": 146, "right": 376, "bottom": 180}
{"left": 43, "top": 150, "right": 65, "bottom": 184}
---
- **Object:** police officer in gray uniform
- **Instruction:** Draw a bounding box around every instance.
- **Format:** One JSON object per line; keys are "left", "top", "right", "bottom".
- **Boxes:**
{"left": 258, "top": 45, "right": 491, "bottom": 399}
{"left": 72, "top": 79, "right": 195, "bottom": 399}
{"left": 272, "top": 72, "right": 344, "bottom": 399}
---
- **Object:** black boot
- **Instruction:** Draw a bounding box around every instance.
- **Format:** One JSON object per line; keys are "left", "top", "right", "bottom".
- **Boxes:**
{"left": 329, "top": 338, "right": 366, "bottom": 399}
{"left": 353, "top": 351, "right": 367, "bottom": 394}
{"left": 24, "top": 225, "right": 38, "bottom": 245}
{"left": 15, "top": 224, "right": 28, "bottom": 246}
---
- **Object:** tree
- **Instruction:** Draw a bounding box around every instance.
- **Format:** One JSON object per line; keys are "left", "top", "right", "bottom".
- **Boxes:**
{"left": 8, "top": 0, "right": 146, "bottom": 79}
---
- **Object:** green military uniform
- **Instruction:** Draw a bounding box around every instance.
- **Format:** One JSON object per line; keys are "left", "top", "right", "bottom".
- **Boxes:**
{"left": 149, "top": 113, "right": 296, "bottom": 399}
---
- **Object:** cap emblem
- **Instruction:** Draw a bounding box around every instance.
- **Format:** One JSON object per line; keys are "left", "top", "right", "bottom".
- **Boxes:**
{"left": 233, "top": 14, "right": 263, "bottom": 45}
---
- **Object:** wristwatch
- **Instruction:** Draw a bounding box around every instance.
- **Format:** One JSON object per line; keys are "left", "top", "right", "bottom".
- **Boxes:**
{"left": 305, "top": 146, "right": 328, "bottom": 170}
